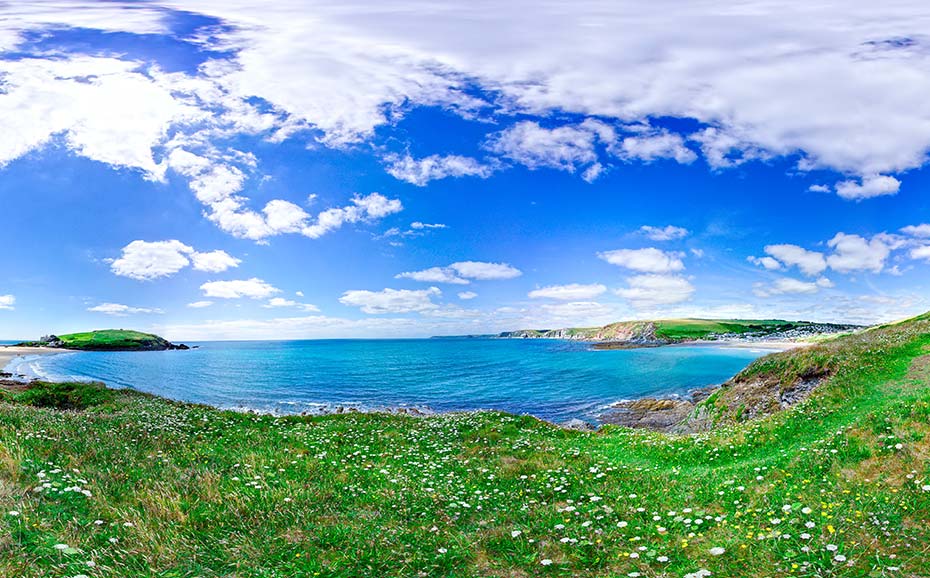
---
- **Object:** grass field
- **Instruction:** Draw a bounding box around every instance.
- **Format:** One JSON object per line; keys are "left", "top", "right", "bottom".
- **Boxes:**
{"left": 2, "top": 315, "right": 930, "bottom": 576}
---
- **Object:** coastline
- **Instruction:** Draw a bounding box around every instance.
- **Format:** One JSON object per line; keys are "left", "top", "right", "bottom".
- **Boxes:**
{"left": 0, "top": 346, "right": 63, "bottom": 376}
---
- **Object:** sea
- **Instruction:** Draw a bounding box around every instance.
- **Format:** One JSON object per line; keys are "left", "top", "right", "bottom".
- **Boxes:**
{"left": 4, "top": 338, "right": 773, "bottom": 423}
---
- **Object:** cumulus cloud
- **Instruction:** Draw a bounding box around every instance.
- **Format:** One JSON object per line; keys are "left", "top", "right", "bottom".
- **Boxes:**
{"left": 87, "top": 303, "right": 163, "bottom": 316}
{"left": 110, "top": 240, "right": 240, "bottom": 280}
{"left": 747, "top": 255, "right": 783, "bottom": 271}
{"left": 384, "top": 153, "right": 494, "bottom": 186}
{"left": 639, "top": 225, "right": 689, "bottom": 241}
{"left": 448, "top": 261, "right": 522, "bottom": 280}
{"left": 754, "top": 277, "right": 833, "bottom": 298}
{"left": 615, "top": 127, "right": 697, "bottom": 164}
{"left": 901, "top": 224, "right": 930, "bottom": 238}
{"left": 834, "top": 175, "right": 901, "bottom": 200}
{"left": 762, "top": 244, "right": 827, "bottom": 276}
{"left": 826, "top": 233, "right": 891, "bottom": 273}
{"left": 187, "top": 301, "right": 214, "bottom": 308}
{"left": 597, "top": 248, "right": 685, "bottom": 273}
{"left": 528, "top": 283, "right": 607, "bottom": 300}
{"left": 0, "top": 294, "right": 14, "bottom": 310}
{"left": 339, "top": 287, "right": 441, "bottom": 314}
{"left": 200, "top": 278, "right": 280, "bottom": 299}
{"left": 263, "top": 297, "right": 320, "bottom": 312}
{"left": 486, "top": 121, "right": 600, "bottom": 173}
{"left": 397, "top": 261, "right": 522, "bottom": 284}
{"left": 457, "top": 291, "right": 478, "bottom": 300}
{"left": 910, "top": 245, "right": 930, "bottom": 261}
{"left": 614, "top": 274, "right": 695, "bottom": 308}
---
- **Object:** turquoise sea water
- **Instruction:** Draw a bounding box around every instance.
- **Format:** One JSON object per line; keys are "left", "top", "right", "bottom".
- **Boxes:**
{"left": 6, "top": 339, "right": 771, "bottom": 422}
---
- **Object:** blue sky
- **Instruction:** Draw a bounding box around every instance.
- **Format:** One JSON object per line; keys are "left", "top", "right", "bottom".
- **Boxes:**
{"left": 2, "top": 1, "right": 930, "bottom": 340}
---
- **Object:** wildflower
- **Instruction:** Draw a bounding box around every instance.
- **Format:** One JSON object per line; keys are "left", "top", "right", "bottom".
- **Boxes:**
{"left": 437, "top": 548, "right": 447, "bottom": 554}
{"left": 7, "top": 511, "right": 19, "bottom": 517}
{"left": 657, "top": 555, "right": 669, "bottom": 562}
{"left": 540, "top": 559, "right": 553, "bottom": 566}
{"left": 826, "top": 544, "right": 838, "bottom": 552}
{"left": 922, "top": 484, "right": 930, "bottom": 492}
{"left": 709, "top": 547, "right": 725, "bottom": 556}
{"left": 54, "top": 544, "right": 69, "bottom": 550}
{"left": 511, "top": 530, "right": 522, "bottom": 538}
{"left": 835, "top": 555, "right": 847, "bottom": 562}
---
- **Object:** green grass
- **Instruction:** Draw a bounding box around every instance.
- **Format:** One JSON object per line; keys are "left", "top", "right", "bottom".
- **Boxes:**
{"left": 653, "top": 319, "right": 815, "bottom": 341}
{"left": 2, "top": 315, "right": 930, "bottom": 576}
{"left": 53, "top": 330, "right": 172, "bottom": 351}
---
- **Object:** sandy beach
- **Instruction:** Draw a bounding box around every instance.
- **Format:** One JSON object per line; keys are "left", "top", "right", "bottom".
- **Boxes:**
{"left": 706, "top": 339, "right": 816, "bottom": 351}
{"left": 0, "top": 346, "right": 61, "bottom": 375}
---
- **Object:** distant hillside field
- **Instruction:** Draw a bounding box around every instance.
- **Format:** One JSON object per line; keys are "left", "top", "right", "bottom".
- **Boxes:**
{"left": 501, "top": 318, "right": 860, "bottom": 345}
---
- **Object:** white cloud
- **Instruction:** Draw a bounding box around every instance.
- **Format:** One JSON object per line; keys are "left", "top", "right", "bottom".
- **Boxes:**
{"left": 808, "top": 184, "right": 830, "bottom": 193}
{"left": 901, "top": 224, "right": 930, "bottom": 238}
{"left": 753, "top": 277, "right": 833, "bottom": 298}
{"left": 528, "top": 283, "right": 607, "bottom": 300}
{"left": 396, "top": 267, "right": 469, "bottom": 285}
{"left": 6, "top": 2, "right": 930, "bottom": 205}
{"left": 189, "top": 250, "right": 243, "bottom": 273}
{"left": 339, "top": 287, "right": 441, "bottom": 314}
{"left": 110, "top": 240, "right": 240, "bottom": 280}
{"left": 826, "top": 233, "right": 891, "bottom": 273}
{"left": 449, "top": 261, "right": 522, "bottom": 281}
{"left": 486, "top": 121, "right": 600, "bottom": 173}
{"left": 187, "top": 301, "right": 214, "bottom": 308}
{"left": 639, "top": 225, "right": 689, "bottom": 241}
{"left": 397, "top": 261, "right": 522, "bottom": 284}
{"left": 457, "top": 291, "right": 478, "bottom": 300}
{"left": 384, "top": 153, "right": 493, "bottom": 186}
{"left": 301, "top": 193, "right": 403, "bottom": 239}
{"left": 200, "top": 278, "right": 280, "bottom": 299}
{"left": 763, "top": 244, "right": 827, "bottom": 276}
{"left": 87, "top": 303, "right": 162, "bottom": 316}
{"left": 0, "top": 294, "right": 14, "bottom": 310}
{"left": 614, "top": 274, "right": 695, "bottom": 308}
{"left": 834, "top": 175, "right": 901, "bottom": 200}
{"left": 748, "top": 255, "right": 783, "bottom": 271}
{"left": 598, "top": 248, "right": 685, "bottom": 273}
{"left": 263, "top": 297, "right": 320, "bottom": 312}
{"left": 909, "top": 245, "right": 930, "bottom": 261}
{"left": 615, "top": 127, "right": 696, "bottom": 164}
{"left": 410, "top": 222, "right": 447, "bottom": 230}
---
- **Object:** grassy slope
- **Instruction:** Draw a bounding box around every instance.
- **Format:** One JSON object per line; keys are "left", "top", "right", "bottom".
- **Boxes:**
{"left": 1, "top": 317, "right": 930, "bottom": 577}
{"left": 508, "top": 318, "right": 832, "bottom": 342}
{"left": 56, "top": 330, "right": 171, "bottom": 351}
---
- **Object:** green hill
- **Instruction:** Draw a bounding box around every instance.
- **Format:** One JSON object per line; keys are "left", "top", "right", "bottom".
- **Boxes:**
{"left": 1, "top": 313, "right": 929, "bottom": 576}
{"left": 501, "top": 317, "right": 860, "bottom": 345}
{"left": 18, "top": 329, "right": 185, "bottom": 351}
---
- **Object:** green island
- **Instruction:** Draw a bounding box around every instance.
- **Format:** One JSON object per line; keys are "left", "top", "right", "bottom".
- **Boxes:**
{"left": 16, "top": 329, "right": 188, "bottom": 351}
{"left": 2, "top": 313, "right": 930, "bottom": 577}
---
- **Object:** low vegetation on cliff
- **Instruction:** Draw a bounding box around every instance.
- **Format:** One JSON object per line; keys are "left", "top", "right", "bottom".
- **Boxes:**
{"left": 1, "top": 314, "right": 929, "bottom": 577}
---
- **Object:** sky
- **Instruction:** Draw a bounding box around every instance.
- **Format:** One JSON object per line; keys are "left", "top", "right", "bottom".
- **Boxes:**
{"left": 2, "top": 1, "right": 930, "bottom": 340}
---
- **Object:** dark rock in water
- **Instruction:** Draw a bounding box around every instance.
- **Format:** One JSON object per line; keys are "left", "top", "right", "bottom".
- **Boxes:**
{"left": 600, "top": 398, "right": 695, "bottom": 431}
{"left": 561, "top": 418, "right": 597, "bottom": 431}
{"left": 173, "top": 344, "right": 190, "bottom": 350}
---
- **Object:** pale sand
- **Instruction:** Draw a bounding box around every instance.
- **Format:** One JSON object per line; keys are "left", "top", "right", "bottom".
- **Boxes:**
{"left": 706, "top": 340, "right": 815, "bottom": 351}
{"left": 0, "top": 346, "right": 62, "bottom": 374}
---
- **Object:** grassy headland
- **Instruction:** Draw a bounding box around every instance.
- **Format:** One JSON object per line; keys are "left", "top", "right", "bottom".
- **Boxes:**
{"left": 16, "top": 330, "right": 186, "bottom": 351}
{"left": 500, "top": 318, "right": 859, "bottom": 346}
{"left": 2, "top": 315, "right": 930, "bottom": 576}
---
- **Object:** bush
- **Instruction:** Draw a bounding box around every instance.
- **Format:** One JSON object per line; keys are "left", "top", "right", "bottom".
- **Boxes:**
{"left": 12, "top": 381, "right": 115, "bottom": 410}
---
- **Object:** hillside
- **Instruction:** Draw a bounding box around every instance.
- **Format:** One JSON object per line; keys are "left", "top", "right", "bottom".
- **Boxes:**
{"left": 17, "top": 329, "right": 187, "bottom": 351}
{"left": 501, "top": 318, "right": 860, "bottom": 347}
{"left": 1, "top": 312, "right": 929, "bottom": 576}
